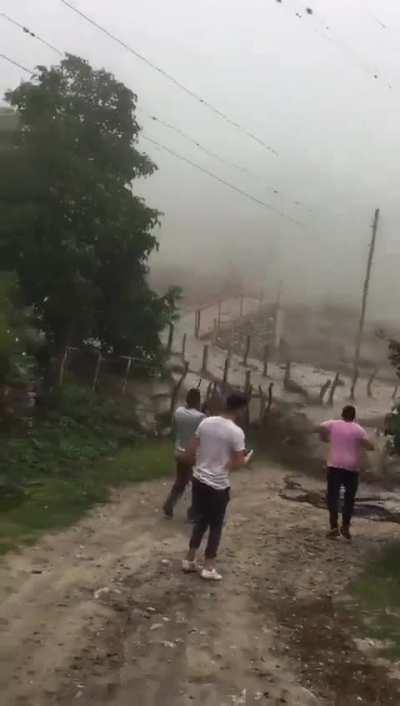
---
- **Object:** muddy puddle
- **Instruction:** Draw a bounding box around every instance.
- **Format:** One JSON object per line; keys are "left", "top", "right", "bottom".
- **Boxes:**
{"left": 281, "top": 477, "right": 400, "bottom": 524}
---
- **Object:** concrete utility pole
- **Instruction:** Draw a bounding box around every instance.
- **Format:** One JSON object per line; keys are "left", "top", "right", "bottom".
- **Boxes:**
{"left": 350, "top": 208, "right": 380, "bottom": 401}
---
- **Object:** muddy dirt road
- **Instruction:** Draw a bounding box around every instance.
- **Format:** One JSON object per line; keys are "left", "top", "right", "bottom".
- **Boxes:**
{"left": 0, "top": 464, "right": 399, "bottom": 706}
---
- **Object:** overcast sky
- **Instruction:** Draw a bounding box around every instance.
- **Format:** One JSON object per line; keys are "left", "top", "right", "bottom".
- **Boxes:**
{"left": 1, "top": 1, "right": 400, "bottom": 316}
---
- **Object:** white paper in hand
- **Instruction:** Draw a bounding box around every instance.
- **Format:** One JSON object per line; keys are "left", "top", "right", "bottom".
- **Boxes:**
{"left": 245, "top": 450, "right": 254, "bottom": 464}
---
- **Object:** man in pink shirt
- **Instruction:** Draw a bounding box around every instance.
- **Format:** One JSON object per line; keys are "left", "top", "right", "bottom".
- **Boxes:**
{"left": 318, "top": 405, "right": 374, "bottom": 540}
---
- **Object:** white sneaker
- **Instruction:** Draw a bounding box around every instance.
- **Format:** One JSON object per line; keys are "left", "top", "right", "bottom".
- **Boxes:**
{"left": 182, "top": 559, "right": 200, "bottom": 573}
{"left": 200, "top": 568, "right": 222, "bottom": 581}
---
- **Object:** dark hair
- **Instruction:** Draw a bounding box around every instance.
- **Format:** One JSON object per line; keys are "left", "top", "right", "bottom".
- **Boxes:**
{"left": 226, "top": 392, "right": 248, "bottom": 412}
{"left": 342, "top": 405, "right": 356, "bottom": 422}
{"left": 186, "top": 388, "right": 201, "bottom": 408}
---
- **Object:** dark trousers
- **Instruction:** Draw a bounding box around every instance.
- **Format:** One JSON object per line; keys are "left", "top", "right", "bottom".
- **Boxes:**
{"left": 327, "top": 467, "right": 359, "bottom": 529}
{"left": 189, "top": 478, "right": 230, "bottom": 560}
{"left": 163, "top": 460, "right": 194, "bottom": 518}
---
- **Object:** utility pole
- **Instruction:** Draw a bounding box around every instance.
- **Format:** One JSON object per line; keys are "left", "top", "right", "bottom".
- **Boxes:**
{"left": 275, "top": 279, "right": 282, "bottom": 312}
{"left": 350, "top": 208, "right": 380, "bottom": 401}
{"left": 273, "top": 280, "right": 283, "bottom": 353}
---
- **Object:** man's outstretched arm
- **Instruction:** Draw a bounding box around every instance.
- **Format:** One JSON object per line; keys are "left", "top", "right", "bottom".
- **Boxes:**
{"left": 228, "top": 449, "right": 247, "bottom": 471}
{"left": 361, "top": 437, "right": 375, "bottom": 451}
{"left": 312, "top": 424, "right": 330, "bottom": 443}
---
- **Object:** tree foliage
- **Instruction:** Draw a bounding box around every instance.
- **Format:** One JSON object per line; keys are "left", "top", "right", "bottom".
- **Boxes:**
{"left": 0, "top": 273, "right": 38, "bottom": 385}
{"left": 388, "top": 339, "right": 400, "bottom": 380}
{"left": 0, "top": 55, "right": 177, "bottom": 362}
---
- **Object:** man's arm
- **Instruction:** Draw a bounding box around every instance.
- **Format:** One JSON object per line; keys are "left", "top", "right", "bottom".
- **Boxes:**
{"left": 227, "top": 426, "right": 247, "bottom": 470}
{"left": 229, "top": 449, "right": 247, "bottom": 470}
{"left": 313, "top": 423, "right": 330, "bottom": 443}
{"left": 358, "top": 424, "right": 375, "bottom": 451}
{"left": 179, "top": 436, "right": 199, "bottom": 465}
{"left": 361, "top": 437, "right": 375, "bottom": 451}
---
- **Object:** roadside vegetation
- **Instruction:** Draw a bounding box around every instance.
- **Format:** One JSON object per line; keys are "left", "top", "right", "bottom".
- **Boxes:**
{"left": 0, "top": 55, "right": 180, "bottom": 554}
{"left": 0, "top": 384, "right": 172, "bottom": 554}
{"left": 352, "top": 541, "right": 400, "bottom": 658}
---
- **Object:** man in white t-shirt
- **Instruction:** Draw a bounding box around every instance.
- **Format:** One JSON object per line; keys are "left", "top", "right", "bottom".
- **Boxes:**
{"left": 163, "top": 389, "right": 205, "bottom": 520}
{"left": 182, "top": 392, "right": 248, "bottom": 581}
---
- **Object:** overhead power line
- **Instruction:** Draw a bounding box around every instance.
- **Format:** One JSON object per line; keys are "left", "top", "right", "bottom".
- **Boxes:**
{"left": 2, "top": 12, "right": 311, "bottom": 210}
{"left": 0, "top": 12, "right": 64, "bottom": 57}
{"left": 142, "top": 133, "right": 303, "bottom": 227}
{"left": 139, "top": 109, "right": 281, "bottom": 197}
{"left": 0, "top": 55, "right": 303, "bottom": 224}
{"left": 368, "top": 11, "right": 387, "bottom": 30}
{"left": 0, "top": 53, "right": 33, "bottom": 75}
{"left": 0, "top": 32, "right": 303, "bottom": 224}
{"left": 2, "top": 11, "right": 282, "bottom": 198}
{"left": 275, "top": 1, "right": 392, "bottom": 89}
{"left": 59, "top": 0, "right": 279, "bottom": 157}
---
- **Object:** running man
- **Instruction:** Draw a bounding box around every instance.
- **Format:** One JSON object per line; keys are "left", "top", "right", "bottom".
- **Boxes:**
{"left": 317, "top": 405, "right": 374, "bottom": 540}
{"left": 163, "top": 388, "right": 205, "bottom": 520}
{"left": 182, "top": 392, "right": 249, "bottom": 581}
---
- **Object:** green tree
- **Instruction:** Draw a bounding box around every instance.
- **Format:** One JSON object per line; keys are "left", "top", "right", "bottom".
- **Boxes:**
{"left": 0, "top": 273, "right": 37, "bottom": 385}
{"left": 0, "top": 55, "right": 177, "bottom": 363}
{"left": 388, "top": 339, "right": 400, "bottom": 380}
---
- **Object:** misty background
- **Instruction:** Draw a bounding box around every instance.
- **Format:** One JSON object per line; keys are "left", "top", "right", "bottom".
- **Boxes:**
{"left": 1, "top": 0, "right": 399, "bottom": 319}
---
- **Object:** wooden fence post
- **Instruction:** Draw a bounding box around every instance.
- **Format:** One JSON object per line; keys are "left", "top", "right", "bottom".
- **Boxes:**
{"left": 92, "top": 352, "right": 102, "bottom": 391}
{"left": 319, "top": 379, "right": 331, "bottom": 406}
{"left": 58, "top": 348, "right": 69, "bottom": 387}
{"left": 212, "top": 319, "right": 218, "bottom": 345}
{"left": 167, "top": 323, "right": 174, "bottom": 353}
{"left": 243, "top": 335, "right": 251, "bottom": 366}
{"left": 350, "top": 369, "right": 359, "bottom": 401}
{"left": 121, "top": 356, "right": 133, "bottom": 395}
{"left": 267, "top": 382, "right": 274, "bottom": 413}
{"left": 201, "top": 344, "right": 209, "bottom": 374}
{"left": 181, "top": 333, "right": 187, "bottom": 360}
{"left": 258, "top": 287, "right": 264, "bottom": 312}
{"left": 194, "top": 310, "right": 201, "bottom": 339}
{"left": 263, "top": 344, "right": 269, "bottom": 377}
{"left": 328, "top": 372, "right": 341, "bottom": 406}
{"left": 223, "top": 356, "right": 230, "bottom": 385}
{"left": 244, "top": 369, "right": 252, "bottom": 395}
{"left": 283, "top": 360, "right": 292, "bottom": 389}
{"left": 258, "top": 385, "right": 266, "bottom": 423}
{"left": 170, "top": 362, "right": 189, "bottom": 420}
{"left": 367, "top": 367, "right": 378, "bottom": 398}
{"left": 228, "top": 320, "right": 235, "bottom": 359}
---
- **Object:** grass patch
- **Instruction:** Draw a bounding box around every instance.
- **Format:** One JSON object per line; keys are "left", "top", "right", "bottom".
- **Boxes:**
{"left": 352, "top": 542, "right": 400, "bottom": 657}
{"left": 0, "top": 384, "right": 173, "bottom": 553}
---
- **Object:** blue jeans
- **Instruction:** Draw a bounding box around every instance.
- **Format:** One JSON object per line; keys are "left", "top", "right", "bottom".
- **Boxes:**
{"left": 327, "top": 467, "right": 359, "bottom": 529}
{"left": 189, "top": 479, "right": 230, "bottom": 559}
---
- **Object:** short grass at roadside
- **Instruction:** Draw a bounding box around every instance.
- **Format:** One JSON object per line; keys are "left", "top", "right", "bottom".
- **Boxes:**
{"left": 0, "top": 384, "right": 173, "bottom": 554}
{"left": 352, "top": 541, "right": 400, "bottom": 658}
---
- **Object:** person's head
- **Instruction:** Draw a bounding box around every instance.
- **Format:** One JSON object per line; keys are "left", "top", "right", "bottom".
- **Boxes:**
{"left": 342, "top": 405, "right": 356, "bottom": 422}
{"left": 186, "top": 388, "right": 201, "bottom": 410}
{"left": 203, "top": 393, "right": 224, "bottom": 416}
{"left": 225, "top": 392, "right": 248, "bottom": 420}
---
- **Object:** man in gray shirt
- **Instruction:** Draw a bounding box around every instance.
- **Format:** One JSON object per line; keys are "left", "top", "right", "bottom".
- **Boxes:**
{"left": 163, "top": 388, "right": 205, "bottom": 520}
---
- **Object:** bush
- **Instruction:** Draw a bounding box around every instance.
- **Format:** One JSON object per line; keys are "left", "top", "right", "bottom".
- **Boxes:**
{"left": 0, "top": 381, "right": 173, "bottom": 553}
{"left": 0, "top": 272, "right": 38, "bottom": 386}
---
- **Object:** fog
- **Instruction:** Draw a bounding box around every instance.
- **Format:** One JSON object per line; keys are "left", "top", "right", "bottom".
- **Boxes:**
{"left": 1, "top": 0, "right": 400, "bottom": 318}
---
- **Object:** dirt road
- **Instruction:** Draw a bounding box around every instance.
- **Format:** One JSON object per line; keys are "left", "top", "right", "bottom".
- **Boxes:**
{"left": 0, "top": 463, "right": 399, "bottom": 706}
